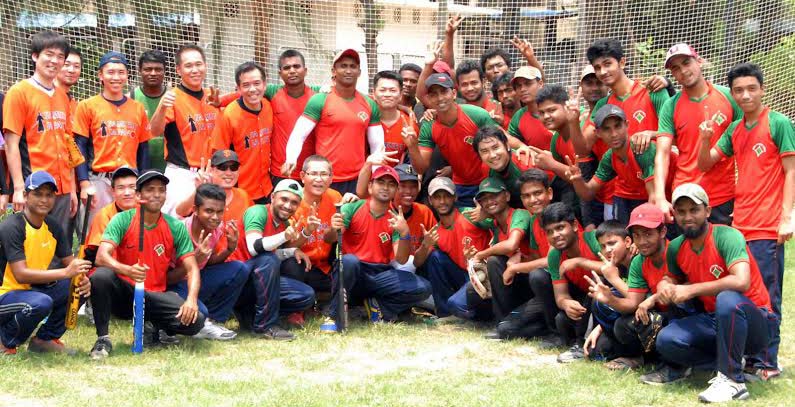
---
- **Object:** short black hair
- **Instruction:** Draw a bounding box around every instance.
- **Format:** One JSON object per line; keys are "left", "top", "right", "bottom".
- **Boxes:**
{"left": 535, "top": 83, "right": 568, "bottom": 106}
{"left": 595, "top": 219, "right": 629, "bottom": 240}
{"left": 30, "top": 30, "right": 70, "bottom": 57}
{"left": 727, "top": 62, "right": 764, "bottom": 88}
{"left": 480, "top": 48, "right": 511, "bottom": 72}
{"left": 399, "top": 63, "right": 422, "bottom": 75}
{"left": 455, "top": 59, "right": 484, "bottom": 82}
{"left": 138, "top": 49, "right": 166, "bottom": 69}
{"left": 279, "top": 49, "right": 306, "bottom": 67}
{"left": 68, "top": 47, "right": 82, "bottom": 62}
{"left": 194, "top": 183, "right": 226, "bottom": 208}
{"left": 541, "top": 202, "right": 576, "bottom": 228}
{"left": 373, "top": 70, "right": 403, "bottom": 89}
{"left": 491, "top": 72, "right": 514, "bottom": 101}
{"left": 586, "top": 39, "right": 624, "bottom": 64}
{"left": 235, "top": 61, "right": 267, "bottom": 86}
{"left": 472, "top": 126, "right": 509, "bottom": 155}
{"left": 175, "top": 44, "right": 205, "bottom": 66}
{"left": 518, "top": 168, "right": 550, "bottom": 189}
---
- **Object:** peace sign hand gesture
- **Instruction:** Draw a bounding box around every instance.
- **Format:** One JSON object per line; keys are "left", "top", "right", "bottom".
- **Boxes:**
{"left": 563, "top": 155, "right": 581, "bottom": 182}
{"left": 304, "top": 202, "right": 322, "bottom": 235}
{"left": 420, "top": 223, "right": 440, "bottom": 249}
{"left": 388, "top": 206, "right": 410, "bottom": 238}
{"left": 565, "top": 87, "right": 582, "bottom": 124}
{"left": 366, "top": 146, "right": 400, "bottom": 167}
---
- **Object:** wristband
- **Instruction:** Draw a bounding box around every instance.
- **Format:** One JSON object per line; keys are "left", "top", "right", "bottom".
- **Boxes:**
{"left": 301, "top": 228, "right": 312, "bottom": 238}
{"left": 399, "top": 234, "right": 412, "bottom": 241}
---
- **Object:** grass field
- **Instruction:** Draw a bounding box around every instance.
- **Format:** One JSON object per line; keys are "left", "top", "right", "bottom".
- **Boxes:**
{"left": 1, "top": 243, "right": 793, "bottom": 407}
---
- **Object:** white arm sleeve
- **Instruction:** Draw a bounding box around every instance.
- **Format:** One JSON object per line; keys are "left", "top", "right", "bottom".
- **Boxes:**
{"left": 285, "top": 116, "right": 317, "bottom": 164}
{"left": 367, "top": 124, "right": 385, "bottom": 154}
{"left": 246, "top": 232, "right": 288, "bottom": 256}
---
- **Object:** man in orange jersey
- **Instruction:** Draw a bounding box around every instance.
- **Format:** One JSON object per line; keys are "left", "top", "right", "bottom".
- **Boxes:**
{"left": 73, "top": 51, "right": 152, "bottom": 226}
{"left": 56, "top": 47, "right": 82, "bottom": 115}
{"left": 3, "top": 31, "right": 79, "bottom": 239}
{"left": 85, "top": 167, "right": 139, "bottom": 262}
{"left": 373, "top": 71, "right": 419, "bottom": 166}
{"left": 281, "top": 49, "right": 384, "bottom": 195}
{"left": 149, "top": 44, "right": 220, "bottom": 216}
{"left": 212, "top": 61, "right": 273, "bottom": 202}
{"left": 175, "top": 150, "right": 253, "bottom": 224}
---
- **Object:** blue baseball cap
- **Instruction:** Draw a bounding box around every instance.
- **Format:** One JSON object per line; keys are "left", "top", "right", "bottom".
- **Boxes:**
{"left": 25, "top": 171, "right": 58, "bottom": 192}
{"left": 98, "top": 51, "right": 129, "bottom": 70}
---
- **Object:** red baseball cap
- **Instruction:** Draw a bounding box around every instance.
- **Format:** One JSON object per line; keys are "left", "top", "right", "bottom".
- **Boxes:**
{"left": 626, "top": 203, "right": 665, "bottom": 230}
{"left": 432, "top": 61, "right": 455, "bottom": 80}
{"left": 372, "top": 165, "right": 400, "bottom": 183}
{"left": 664, "top": 43, "right": 699, "bottom": 69}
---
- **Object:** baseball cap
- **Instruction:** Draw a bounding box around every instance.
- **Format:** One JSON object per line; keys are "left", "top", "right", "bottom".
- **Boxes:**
{"left": 627, "top": 203, "right": 665, "bottom": 230}
{"left": 332, "top": 48, "right": 360, "bottom": 66}
{"left": 272, "top": 179, "right": 304, "bottom": 200}
{"left": 428, "top": 177, "right": 455, "bottom": 196}
{"left": 672, "top": 183, "right": 709, "bottom": 206}
{"left": 136, "top": 169, "right": 169, "bottom": 191}
{"left": 593, "top": 104, "right": 627, "bottom": 128}
{"left": 210, "top": 149, "right": 240, "bottom": 167}
{"left": 432, "top": 61, "right": 455, "bottom": 79}
{"left": 580, "top": 64, "right": 596, "bottom": 81}
{"left": 664, "top": 43, "right": 699, "bottom": 69}
{"left": 511, "top": 66, "right": 542, "bottom": 84}
{"left": 425, "top": 73, "right": 454, "bottom": 89}
{"left": 372, "top": 165, "right": 400, "bottom": 184}
{"left": 394, "top": 164, "right": 419, "bottom": 182}
{"left": 111, "top": 166, "right": 139, "bottom": 182}
{"left": 98, "top": 51, "right": 129, "bottom": 70}
{"left": 24, "top": 171, "right": 58, "bottom": 192}
{"left": 475, "top": 177, "right": 507, "bottom": 200}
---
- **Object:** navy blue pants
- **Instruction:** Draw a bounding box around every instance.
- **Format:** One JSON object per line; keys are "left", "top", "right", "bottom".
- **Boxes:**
{"left": 747, "top": 240, "right": 784, "bottom": 370}
{"left": 454, "top": 184, "right": 479, "bottom": 208}
{"left": 329, "top": 254, "right": 432, "bottom": 321}
{"left": 0, "top": 279, "right": 70, "bottom": 348}
{"left": 612, "top": 196, "right": 646, "bottom": 226}
{"left": 655, "top": 291, "right": 777, "bottom": 382}
{"left": 170, "top": 260, "right": 250, "bottom": 322}
{"left": 425, "top": 251, "right": 470, "bottom": 317}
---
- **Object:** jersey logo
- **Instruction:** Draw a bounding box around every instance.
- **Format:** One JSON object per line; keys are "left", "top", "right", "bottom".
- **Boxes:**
{"left": 712, "top": 112, "right": 727, "bottom": 125}
{"left": 462, "top": 236, "right": 472, "bottom": 247}
{"left": 636, "top": 171, "right": 643, "bottom": 179}
{"left": 464, "top": 135, "right": 474, "bottom": 145}
{"left": 188, "top": 116, "right": 198, "bottom": 132}
{"left": 378, "top": 232, "right": 390, "bottom": 243}
{"left": 36, "top": 113, "right": 45, "bottom": 132}
{"left": 357, "top": 111, "right": 368, "bottom": 122}
{"left": 710, "top": 264, "right": 724, "bottom": 279}
{"left": 752, "top": 143, "right": 766, "bottom": 157}
{"left": 632, "top": 110, "right": 646, "bottom": 123}
{"left": 154, "top": 244, "right": 165, "bottom": 257}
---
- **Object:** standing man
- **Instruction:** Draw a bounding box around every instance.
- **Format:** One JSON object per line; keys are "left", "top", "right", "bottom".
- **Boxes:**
{"left": 507, "top": 66, "right": 552, "bottom": 150}
{"left": 149, "top": 44, "right": 220, "bottom": 216}
{"left": 398, "top": 63, "right": 425, "bottom": 118}
{"left": 491, "top": 73, "right": 518, "bottom": 129}
{"left": 373, "top": 71, "right": 419, "bottom": 165}
{"left": 56, "top": 47, "right": 82, "bottom": 115}
{"left": 697, "top": 62, "right": 794, "bottom": 379}
{"left": 212, "top": 61, "right": 273, "bottom": 202}
{"left": 281, "top": 49, "right": 384, "bottom": 195}
{"left": 131, "top": 50, "right": 168, "bottom": 171}
{"left": 454, "top": 60, "right": 502, "bottom": 122}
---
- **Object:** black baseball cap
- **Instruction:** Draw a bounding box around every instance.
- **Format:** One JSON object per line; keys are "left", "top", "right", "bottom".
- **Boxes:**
{"left": 111, "top": 166, "right": 139, "bottom": 182}
{"left": 593, "top": 104, "right": 627, "bottom": 128}
{"left": 394, "top": 164, "right": 419, "bottom": 182}
{"left": 136, "top": 169, "right": 169, "bottom": 191}
{"left": 424, "top": 73, "right": 454, "bottom": 89}
{"left": 211, "top": 150, "right": 240, "bottom": 167}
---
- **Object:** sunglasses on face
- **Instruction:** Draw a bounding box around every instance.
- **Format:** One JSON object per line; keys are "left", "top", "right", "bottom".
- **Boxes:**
{"left": 216, "top": 164, "right": 240, "bottom": 172}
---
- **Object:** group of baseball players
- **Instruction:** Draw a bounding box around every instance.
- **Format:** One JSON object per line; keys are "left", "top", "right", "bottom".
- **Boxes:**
{"left": 0, "top": 18, "right": 791, "bottom": 403}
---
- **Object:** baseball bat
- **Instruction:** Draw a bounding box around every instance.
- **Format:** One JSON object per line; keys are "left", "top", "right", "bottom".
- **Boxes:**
{"left": 335, "top": 203, "right": 348, "bottom": 332}
{"left": 132, "top": 201, "right": 145, "bottom": 354}
{"left": 65, "top": 187, "right": 94, "bottom": 329}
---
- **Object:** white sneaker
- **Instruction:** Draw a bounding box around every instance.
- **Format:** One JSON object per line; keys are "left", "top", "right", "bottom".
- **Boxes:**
{"left": 698, "top": 372, "right": 749, "bottom": 403}
{"left": 194, "top": 320, "right": 237, "bottom": 341}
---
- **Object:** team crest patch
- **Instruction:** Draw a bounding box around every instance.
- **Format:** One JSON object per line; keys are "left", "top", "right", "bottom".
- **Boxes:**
{"left": 710, "top": 264, "right": 724, "bottom": 279}
{"left": 632, "top": 110, "right": 646, "bottom": 123}
{"left": 464, "top": 136, "right": 474, "bottom": 145}
{"left": 712, "top": 112, "right": 727, "bottom": 125}
{"left": 357, "top": 111, "right": 368, "bottom": 122}
{"left": 379, "top": 232, "right": 390, "bottom": 243}
{"left": 753, "top": 143, "right": 766, "bottom": 157}
{"left": 154, "top": 244, "right": 166, "bottom": 257}
{"left": 462, "top": 236, "right": 472, "bottom": 247}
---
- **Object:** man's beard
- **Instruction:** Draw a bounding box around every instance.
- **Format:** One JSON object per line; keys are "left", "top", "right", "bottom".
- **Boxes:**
{"left": 682, "top": 221, "right": 708, "bottom": 239}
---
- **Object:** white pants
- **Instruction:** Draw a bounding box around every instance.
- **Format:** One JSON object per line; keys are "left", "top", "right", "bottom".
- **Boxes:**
{"left": 163, "top": 163, "right": 198, "bottom": 217}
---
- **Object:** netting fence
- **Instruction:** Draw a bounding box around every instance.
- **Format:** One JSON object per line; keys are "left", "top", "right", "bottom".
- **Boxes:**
{"left": 1, "top": 0, "right": 793, "bottom": 115}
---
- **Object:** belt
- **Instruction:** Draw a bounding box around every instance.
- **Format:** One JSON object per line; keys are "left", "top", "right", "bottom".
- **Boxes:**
{"left": 90, "top": 171, "right": 113, "bottom": 179}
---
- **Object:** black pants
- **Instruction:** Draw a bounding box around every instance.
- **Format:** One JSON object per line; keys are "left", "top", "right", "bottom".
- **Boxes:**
{"left": 487, "top": 255, "right": 530, "bottom": 321}
{"left": 551, "top": 176, "right": 581, "bottom": 224}
{"left": 90, "top": 267, "right": 206, "bottom": 337}
{"left": 280, "top": 257, "right": 333, "bottom": 293}
{"left": 555, "top": 284, "right": 591, "bottom": 346}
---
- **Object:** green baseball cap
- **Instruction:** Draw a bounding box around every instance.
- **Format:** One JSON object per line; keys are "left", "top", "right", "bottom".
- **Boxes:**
{"left": 272, "top": 179, "right": 304, "bottom": 200}
{"left": 475, "top": 177, "right": 507, "bottom": 200}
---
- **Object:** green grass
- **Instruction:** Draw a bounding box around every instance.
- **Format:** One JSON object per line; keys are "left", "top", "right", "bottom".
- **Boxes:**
{"left": 1, "top": 243, "right": 794, "bottom": 407}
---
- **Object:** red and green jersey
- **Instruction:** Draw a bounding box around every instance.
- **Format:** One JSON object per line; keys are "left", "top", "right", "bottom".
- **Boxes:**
{"left": 547, "top": 230, "right": 602, "bottom": 293}
{"left": 526, "top": 214, "right": 551, "bottom": 259}
{"left": 487, "top": 208, "right": 532, "bottom": 257}
{"left": 550, "top": 132, "right": 577, "bottom": 169}
{"left": 236, "top": 204, "right": 289, "bottom": 262}
{"left": 666, "top": 224, "right": 771, "bottom": 312}
{"left": 435, "top": 209, "right": 492, "bottom": 270}
{"left": 579, "top": 113, "right": 614, "bottom": 204}
{"left": 341, "top": 199, "right": 396, "bottom": 264}
{"left": 489, "top": 152, "right": 543, "bottom": 208}
{"left": 163, "top": 86, "right": 220, "bottom": 168}
{"left": 302, "top": 89, "right": 381, "bottom": 182}
{"left": 101, "top": 209, "right": 194, "bottom": 292}
{"left": 418, "top": 104, "right": 496, "bottom": 185}
{"left": 460, "top": 96, "right": 500, "bottom": 114}
{"left": 627, "top": 244, "right": 669, "bottom": 311}
{"left": 594, "top": 142, "right": 656, "bottom": 200}
{"left": 508, "top": 106, "right": 553, "bottom": 149}
{"left": 657, "top": 83, "right": 740, "bottom": 206}
{"left": 716, "top": 108, "right": 795, "bottom": 241}
{"left": 382, "top": 110, "right": 418, "bottom": 166}
{"left": 266, "top": 84, "right": 319, "bottom": 179}
{"left": 591, "top": 80, "right": 669, "bottom": 136}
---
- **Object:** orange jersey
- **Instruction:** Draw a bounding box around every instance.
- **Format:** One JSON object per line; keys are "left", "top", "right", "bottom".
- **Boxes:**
{"left": 86, "top": 202, "right": 121, "bottom": 248}
{"left": 268, "top": 85, "right": 316, "bottom": 179}
{"left": 212, "top": 98, "right": 274, "bottom": 200}
{"left": 72, "top": 95, "right": 152, "bottom": 172}
{"left": 382, "top": 111, "right": 418, "bottom": 166}
{"left": 163, "top": 85, "right": 220, "bottom": 168}
{"left": 224, "top": 187, "right": 254, "bottom": 224}
{"left": 292, "top": 188, "right": 342, "bottom": 273}
{"left": 2, "top": 80, "right": 75, "bottom": 193}
{"left": 401, "top": 202, "right": 437, "bottom": 254}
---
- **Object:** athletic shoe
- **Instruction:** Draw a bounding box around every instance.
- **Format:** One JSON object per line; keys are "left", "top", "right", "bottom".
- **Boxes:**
{"left": 743, "top": 367, "right": 781, "bottom": 382}
{"left": 194, "top": 319, "right": 237, "bottom": 341}
{"left": 557, "top": 344, "right": 585, "bottom": 363}
{"left": 158, "top": 330, "right": 180, "bottom": 345}
{"left": 28, "top": 338, "right": 77, "bottom": 355}
{"left": 640, "top": 365, "right": 692, "bottom": 385}
{"left": 319, "top": 317, "right": 338, "bottom": 334}
{"left": 258, "top": 325, "right": 295, "bottom": 341}
{"left": 698, "top": 372, "right": 749, "bottom": 403}
{"left": 89, "top": 337, "right": 113, "bottom": 360}
{"left": 484, "top": 330, "right": 503, "bottom": 340}
{"left": 286, "top": 312, "right": 305, "bottom": 328}
{"left": 1, "top": 343, "right": 17, "bottom": 356}
{"left": 363, "top": 298, "right": 383, "bottom": 322}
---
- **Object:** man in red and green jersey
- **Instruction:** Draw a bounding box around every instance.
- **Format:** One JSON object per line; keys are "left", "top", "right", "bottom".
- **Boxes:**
{"left": 697, "top": 63, "right": 794, "bottom": 377}
{"left": 89, "top": 170, "right": 205, "bottom": 360}
{"left": 507, "top": 66, "right": 553, "bottom": 150}
{"left": 323, "top": 166, "right": 431, "bottom": 331}
{"left": 455, "top": 60, "right": 503, "bottom": 124}
{"left": 413, "top": 177, "right": 492, "bottom": 319}
{"left": 654, "top": 44, "right": 741, "bottom": 226}
{"left": 473, "top": 126, "right": 540, "bottom": 209}
{"left": 408, "top": 73, "right": 498, "bottom": 208}
{"left": 491, "top": 73, "right": 518, "bottom": 129}
{"left": 652, "top": 183, "right": 775, "bottom": 402}
{"left": 281, "top": 49, "right": 384, "bottom": 195}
